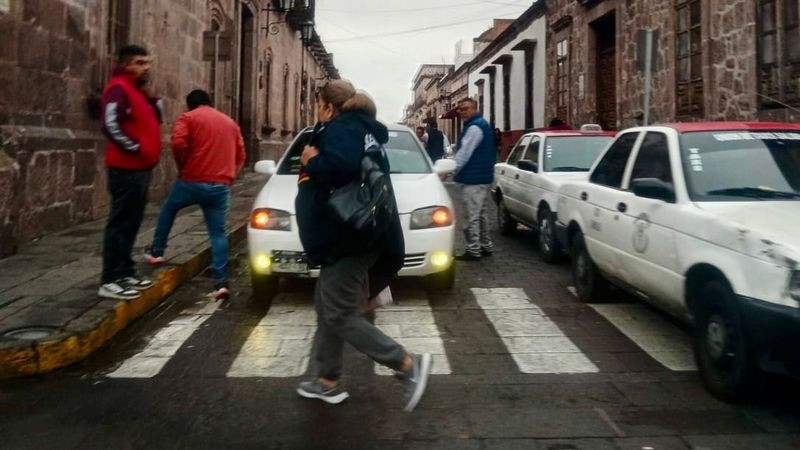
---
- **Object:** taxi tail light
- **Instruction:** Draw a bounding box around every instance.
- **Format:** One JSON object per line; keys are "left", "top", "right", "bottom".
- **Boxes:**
{"left": 410, "top": 206, "right": 453, "bottom": 229}
{"left": 251, "top": 208, "right": 291, "bottom": 231}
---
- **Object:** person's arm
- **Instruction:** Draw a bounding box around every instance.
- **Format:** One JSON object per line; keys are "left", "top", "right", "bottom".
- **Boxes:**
{"left": 235, "top": 127, "right": 246, "bottom": 176}
{"left": 304, "top": 122, "right": 363, "bottom": 185}
{"left": 171, "top": 114, "right": 191, "bottom": 169}
{"left": 454, "top": 125, "right": 483, "bottom": 174}
{"left": 101, "top": 86, "right": 140, "bottom": 153}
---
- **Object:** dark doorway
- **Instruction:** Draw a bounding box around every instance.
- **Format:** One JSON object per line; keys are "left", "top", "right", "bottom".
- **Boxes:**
{"left": 593, "top": 13, "right": 617, "bottom": 130}
{"left": 238, "top": 6, "right": 255, "bottom": 162}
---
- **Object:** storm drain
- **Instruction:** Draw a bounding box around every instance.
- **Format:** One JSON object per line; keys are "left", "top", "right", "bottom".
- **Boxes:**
{"left": 2, "top": 326, "right": 59, "bottom": 340}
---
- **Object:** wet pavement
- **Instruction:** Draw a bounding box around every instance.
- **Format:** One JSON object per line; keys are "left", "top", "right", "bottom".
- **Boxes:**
{"left": 3, "top": 190, "right": 800, "bottom": 450}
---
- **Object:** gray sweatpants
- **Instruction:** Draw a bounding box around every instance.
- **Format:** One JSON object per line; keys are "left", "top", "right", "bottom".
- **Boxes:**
{"left": 314, "top": 251, "right": 407, "bottom": 381}
{"left": 461, "top": 183, "right": 494, "bottom": 257}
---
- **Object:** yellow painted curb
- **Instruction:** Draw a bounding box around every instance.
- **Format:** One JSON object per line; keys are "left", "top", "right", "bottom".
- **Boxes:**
{"left": 0, "top": 224, "right": 247, "bottom": 378}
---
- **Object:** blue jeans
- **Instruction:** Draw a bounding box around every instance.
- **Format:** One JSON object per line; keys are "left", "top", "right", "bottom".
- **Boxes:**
{"left": 150, "top": 180, "right": 231, "bottom": 285}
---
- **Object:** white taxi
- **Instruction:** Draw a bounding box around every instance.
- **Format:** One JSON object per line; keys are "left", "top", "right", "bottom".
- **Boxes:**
{"left": 493, "top": 130, "right": 614, "bottom": 261}
{"left": 554, "top": 122, "right": 800, "bottom": 401}
{"left": 248, "top": 124, "right": 457, "bottom": 297}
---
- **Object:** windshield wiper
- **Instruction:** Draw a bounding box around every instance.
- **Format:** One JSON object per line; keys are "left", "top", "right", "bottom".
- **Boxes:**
{"left": 549, "top": 166, "right": 589, "bottom": 172}
{"left": 706, "top": 187, "right": 800, "bottom": 199}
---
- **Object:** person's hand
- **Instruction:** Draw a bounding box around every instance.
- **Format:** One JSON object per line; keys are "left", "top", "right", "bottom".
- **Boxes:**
{"left": 301, "top": 145, "right": 319, "bottom": 166}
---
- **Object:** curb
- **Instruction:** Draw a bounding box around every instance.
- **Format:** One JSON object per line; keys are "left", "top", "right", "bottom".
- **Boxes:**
{"left": 0, "top": 223, "right": 248, "bottom": 378}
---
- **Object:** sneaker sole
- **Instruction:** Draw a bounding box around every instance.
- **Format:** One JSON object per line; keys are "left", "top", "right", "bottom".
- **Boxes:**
{"left": 126, "top": 284, "right": 154, "bottom": 291}
{"left": 404, "top": 353, "right": 433, "bottom": 412}
{"left": 296, "top": 388, "right": 350, "bottom": 404}
{"left": 98, "top": 290, "right": 140, "bottom": 300}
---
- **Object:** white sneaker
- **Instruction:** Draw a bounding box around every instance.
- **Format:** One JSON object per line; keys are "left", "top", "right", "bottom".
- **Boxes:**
{"left": 98, "top": 282, "right": 141, "bottom": 300}
{"left": 119, "top": 276, "right": 154, "bottom": 291}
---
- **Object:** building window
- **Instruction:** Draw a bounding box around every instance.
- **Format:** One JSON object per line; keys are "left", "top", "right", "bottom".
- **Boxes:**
{"left": 676, "top": 0, "right": 703, "bottom": 118}
{"left": 264, "top": 51, "right": 273, "bottom": 130}
{"left": 477, "top": 83, "right": 485, "bottom": 115}
{"left": 282, "top": 64, "right": 289, "bottom": 132}
{"left": 556, "top": 38, "right": 569, "bottom": 120}
{"left": 525, "top": 49, "right": 534, "bottom": 129}
{"left": 502, "top": 66, "right": 511, "bottom": 131}
{"left": 759, "top": 0, "right": 800, "bottom": 108}
{"left": 107, "top": 0, "right": 131, "bottom": 57}
{"left": 294, "top": 74, "right": 300, "bottom": 132}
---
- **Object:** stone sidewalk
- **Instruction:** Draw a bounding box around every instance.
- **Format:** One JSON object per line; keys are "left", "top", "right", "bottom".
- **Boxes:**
{"left": 0, "top": 173, "right": 266, "bottom": 377}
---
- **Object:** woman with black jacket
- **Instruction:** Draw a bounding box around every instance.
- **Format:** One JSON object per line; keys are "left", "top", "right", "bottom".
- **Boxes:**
{"left": 294, "top": 80, "right": 433, "bottom": 412}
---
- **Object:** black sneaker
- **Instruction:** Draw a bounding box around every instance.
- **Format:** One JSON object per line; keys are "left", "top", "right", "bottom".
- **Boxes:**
{"left": 296, "top": 380, "right": 350, "bottom": 404}
{"left": 454, "top": 253, "right": 481, "bottom": 262}
{"left": 403, "top": 353, "right": 433, "bottom": 412}
{"left": 119, "top": 276, "right": 154, "bottom": 291}
{"left": 481, "top": 249, "right": 493, "bottom": 257}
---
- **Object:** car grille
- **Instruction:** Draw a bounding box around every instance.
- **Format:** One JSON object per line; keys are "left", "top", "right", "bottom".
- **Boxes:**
{"left": 403, "top": 253, "right": 426, "bottom": 268}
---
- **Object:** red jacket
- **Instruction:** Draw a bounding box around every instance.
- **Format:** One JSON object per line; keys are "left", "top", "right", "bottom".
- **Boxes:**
{"left": 172, "top": 106, "right": 246, "bottom": 185}
{"left": 101, "top": 72, "right": 162, "bottom": 170}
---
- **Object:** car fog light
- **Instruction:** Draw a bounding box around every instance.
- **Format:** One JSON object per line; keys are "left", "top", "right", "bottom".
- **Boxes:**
{"left": 255, "top": 254, "right": 271, "bottom": 271}
{"left": 431, "top": 252, "right": 449, "bottom": 267}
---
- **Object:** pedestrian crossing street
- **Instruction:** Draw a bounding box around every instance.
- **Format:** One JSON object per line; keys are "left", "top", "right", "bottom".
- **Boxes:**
{"left": 106, "top": 287, "right": 695, "bottom": 379}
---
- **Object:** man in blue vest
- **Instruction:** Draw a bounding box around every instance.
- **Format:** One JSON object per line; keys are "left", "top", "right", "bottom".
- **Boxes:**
{"left": 453, "top": 98, "right": 495, "bottom": 261}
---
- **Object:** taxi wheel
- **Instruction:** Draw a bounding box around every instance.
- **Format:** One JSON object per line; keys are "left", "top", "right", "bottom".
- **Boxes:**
{"left": 693, "top": 280, "right": 754, "bottom": 402}
{"left": 251, "top": 270, "right": 279, "bottom": 302}
{"left": 538, "top": 210, "right": 562, "bottom": 263}
{"left": 426, "top": 264, "right": 455, "bottom": 290}
{"left": 497, "top": 199, "right": 517, "bottom": 236}
{"left": 570, "top": 231, "right": 609, "bottom": 303}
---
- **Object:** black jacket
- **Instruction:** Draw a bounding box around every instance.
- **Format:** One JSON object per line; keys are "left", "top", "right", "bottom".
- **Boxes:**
{"left": 295, "top": 111, "right": 404, "bottom": 289}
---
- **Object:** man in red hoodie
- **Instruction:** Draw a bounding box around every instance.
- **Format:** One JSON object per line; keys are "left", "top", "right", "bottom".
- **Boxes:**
{"left": 99, "top": 45, "right": 163, "bottom": 300}
{"left": 144, "top": 90, "right": 245, "bottom": 301}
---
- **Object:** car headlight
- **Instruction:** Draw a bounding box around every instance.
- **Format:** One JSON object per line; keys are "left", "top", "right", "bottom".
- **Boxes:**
{"left": 251, "top": 208, "right": 291, "bottom": 231}
{"left": 789, "top": 270, "right": 800, "bottom": 301}
{"left": 410, "top": 206, "right": 452, "bottom": 230}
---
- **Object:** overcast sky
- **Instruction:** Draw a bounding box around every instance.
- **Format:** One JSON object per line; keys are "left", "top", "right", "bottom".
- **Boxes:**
{"left": 315, "top": 0, "right": 533, "bottom": 123}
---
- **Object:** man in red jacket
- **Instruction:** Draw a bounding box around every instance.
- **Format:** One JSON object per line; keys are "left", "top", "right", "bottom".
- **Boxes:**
{"left": 144, "top": 90, "right": 246, "bottom": 301}
{"left": 99, "top": 45, "right": 163, "bottom": 300}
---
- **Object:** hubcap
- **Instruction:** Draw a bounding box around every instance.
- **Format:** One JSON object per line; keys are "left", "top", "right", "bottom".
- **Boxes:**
{"left": 706, "top": 314, "right": 728, "bottom": 361}
{"left": 576, "top": 252, "right": 588, "bottom": 284}
{"left": 540, "top": 217, "right": 552, "bottom": 252}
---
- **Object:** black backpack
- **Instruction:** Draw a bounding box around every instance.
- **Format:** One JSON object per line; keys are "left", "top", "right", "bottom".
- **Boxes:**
{"left": 326, "top": 139, "right": 396, "bottom": 243}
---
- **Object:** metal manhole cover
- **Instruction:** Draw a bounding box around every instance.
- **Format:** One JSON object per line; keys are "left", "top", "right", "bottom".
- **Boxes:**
{"left": 3, "top": 326, "right": 59, "bottom": 340}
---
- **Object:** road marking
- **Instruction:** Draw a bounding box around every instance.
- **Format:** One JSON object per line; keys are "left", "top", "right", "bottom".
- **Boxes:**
{"left": 107, "top": 300, "right": 220, "bottom": 378}
{"left": 373, "top": 293, "right": 452, "bottom": 375}
{"left": 472, "top": 288, "right": 599, "bottom": 373}
{"left": 227, "top": 294, "right": 315, "bottom": 378}
{"left": 589, "top": 302, "right": 696, "bottom": 371}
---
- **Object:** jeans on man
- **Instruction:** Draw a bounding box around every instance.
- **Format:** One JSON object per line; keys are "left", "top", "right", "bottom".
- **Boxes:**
{"left": 102, "top": 168, "right": 152, "bottom": 284}
{"left": 150, "top": 179, "right": 231, "bottom": 284}
{"left": 314, "top": 250, "right": 407, "bottom": 381}
{"left": 461, "top": 184, "right": 493, "bottom": 257}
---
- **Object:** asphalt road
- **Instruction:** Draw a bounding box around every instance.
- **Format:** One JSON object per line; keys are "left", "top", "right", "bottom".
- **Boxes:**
{"left": 3, "top": 190, "right": 800, "bottom": 450}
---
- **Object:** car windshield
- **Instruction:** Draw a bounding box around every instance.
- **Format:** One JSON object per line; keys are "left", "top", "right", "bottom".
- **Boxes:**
{"left": 543, "top": 136, "right": 613, "bottom": 172}
{"left": 680, "top": 131, "right": 800, "bottom": 201}
{"left": 277, "top": 128, "right": 431, "bottom": 175}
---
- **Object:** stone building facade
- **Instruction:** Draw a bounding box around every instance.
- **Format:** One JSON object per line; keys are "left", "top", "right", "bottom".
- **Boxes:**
{"left": 0, "top": 0, "right": 337, "bottom": 257}
{"left": 545, "top": 0, "right": 800, "bottom": 131}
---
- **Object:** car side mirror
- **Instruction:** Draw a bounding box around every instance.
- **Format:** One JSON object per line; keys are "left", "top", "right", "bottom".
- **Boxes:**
{"left": 434, "top": 158, "right": 456, "bottom": 175}
{"left": 254, "top": 160, "right": 276, "bottom": 176}
{"left": 631, "top": 178, "right": 676, "bottom": 203}
{"left": 517, "top": 159, "right": 538, "bottom": 173}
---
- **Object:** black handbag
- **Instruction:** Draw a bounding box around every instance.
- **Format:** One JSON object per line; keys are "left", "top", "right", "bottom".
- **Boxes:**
{"left": 326, "top": 143, "right": 396, "bottom": 242}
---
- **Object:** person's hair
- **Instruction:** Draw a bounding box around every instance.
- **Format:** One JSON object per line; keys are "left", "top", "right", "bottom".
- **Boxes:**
{"left": 549, "top": 117, "right": 565, "bottom": 127}
{"left": 342, "top": 91, "right": 377, "bottom": 118}
{"left": 186, "top": 89, "right": 212, "bottom": 110}
{"left": 459, "top": 97, "right": 478, "bottom": 109}
{"left": 318, "top": 79, "right": 356, "bottom": 112}
{"left": 416, "top": 126, "right": 425, "bottom": 132}
{"left": 117, "top": 45, "right": 148, "bottom": 64}
{"left": 426, "top": 118, "right": 438, "bottom": 128}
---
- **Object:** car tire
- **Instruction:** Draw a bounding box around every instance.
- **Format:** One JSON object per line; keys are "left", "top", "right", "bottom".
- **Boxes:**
{"left": 425, "top": 264, "right": 455, "bottom": 290}
{"left": 570, "top": 231, "right": 610, "bottom": 303}
{"left": 692, "top": 280, "right": 755, "bottom": 402}
{"left": 497, "top": 198, "right": 517, "bottom": 236}
{"left": 538, "top": 209, "right": 562, "bottom": 263}
{"left": 251, "top": 269, "right": 279, "bottom": 302}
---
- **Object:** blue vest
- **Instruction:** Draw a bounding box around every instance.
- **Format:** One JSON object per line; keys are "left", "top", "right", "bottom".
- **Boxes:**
{"left": 455, "top": 114, "right": 495, "bottom": 185}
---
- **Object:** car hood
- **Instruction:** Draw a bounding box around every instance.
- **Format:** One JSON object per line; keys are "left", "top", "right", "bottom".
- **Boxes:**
{"left": 252, "top": 173, "right": 452, "bottom": 215}
{"left": 696, "top": 201, "right": 800, "bottom": 263}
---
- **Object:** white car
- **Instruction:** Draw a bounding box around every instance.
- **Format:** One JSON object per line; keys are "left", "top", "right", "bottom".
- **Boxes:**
{"left": 554, "top": 122, "right": 800, "bottom": 401}
{"left": 493, "top": 130, "right": 614, "bottom": 262}
{"left": 248, "top": 123, "right": 457, "bottom": 297}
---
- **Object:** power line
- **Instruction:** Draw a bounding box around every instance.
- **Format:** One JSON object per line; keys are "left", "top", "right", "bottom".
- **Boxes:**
{"left": 317, "top": 16, "right": 407, "bottom": 57}
{"left": 325, "top": 14, "right": 521, "bottom": 42}
{"left": 318, "top": 0, "right": 529, "bottom": 14}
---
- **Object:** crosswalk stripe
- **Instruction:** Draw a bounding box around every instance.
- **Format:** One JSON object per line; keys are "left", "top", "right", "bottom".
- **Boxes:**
{"left": 107, "top": 300, "right": 221, "bottom": 378}
{"left": 472, "top": 288, "right": 599, "bottom": 374}
{"left": 589, "top": 303, "right": 697, "bottom": 371}
{"left": 373, "top": 293, "right": 452, "bottom": 375}
{"left": 227, "top": 294, "right": 316, "bottom": 378}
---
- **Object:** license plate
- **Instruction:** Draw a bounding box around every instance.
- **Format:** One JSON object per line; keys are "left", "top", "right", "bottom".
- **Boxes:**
{"left": 272, "top": 251, "right": 309, "bottom": 274}
{"left": 273, "top": 261, "right": 308, "bottom": 274}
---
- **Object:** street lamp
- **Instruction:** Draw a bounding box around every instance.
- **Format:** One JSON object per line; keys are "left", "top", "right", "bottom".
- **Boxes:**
{"left": 301, "top": 20, "right": 314, "bottom": 43}
{"left": 262, "top": 0, "right": 301, "bottom": 36}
